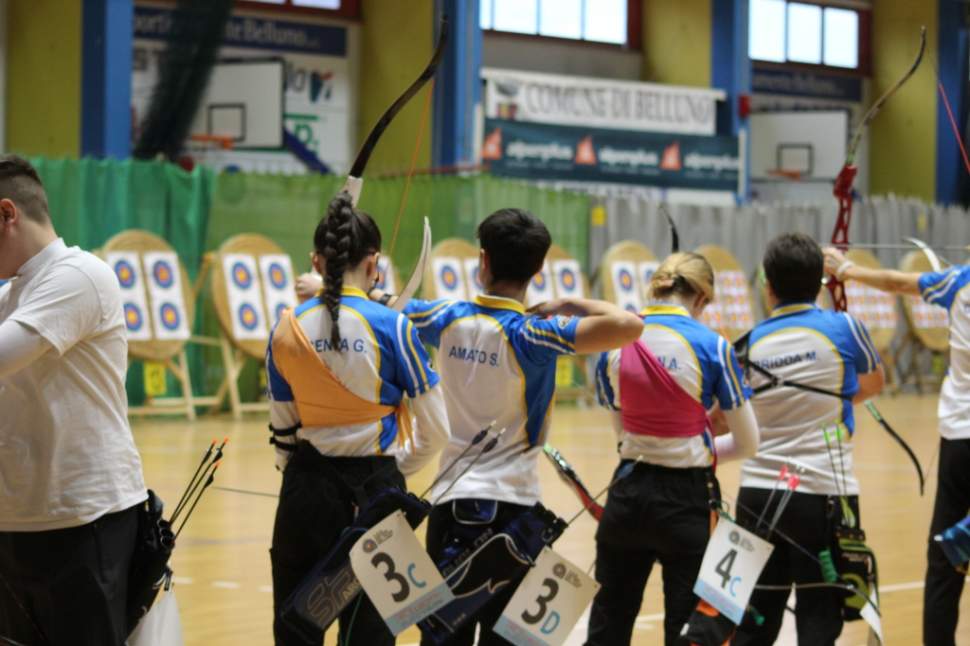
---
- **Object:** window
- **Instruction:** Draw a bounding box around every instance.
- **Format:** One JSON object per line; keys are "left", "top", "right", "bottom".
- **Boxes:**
{"left": 749, "top": 0, "right": 863, "bottom": 70}
{"left": 481, "top": 0, "right": 628, "bottom": 46}
{"left": 238, "top": 0, "right": 358, "bottom": 17}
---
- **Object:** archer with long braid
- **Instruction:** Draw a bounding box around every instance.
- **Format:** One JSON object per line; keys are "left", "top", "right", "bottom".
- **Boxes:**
{"left": 265, "top": 192, "right": 451, "bottom": 646}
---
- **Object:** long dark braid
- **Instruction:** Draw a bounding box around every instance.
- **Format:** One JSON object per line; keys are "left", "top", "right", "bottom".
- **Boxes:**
{"left": 313, "top": 191, "right": 382, "bottom": 350}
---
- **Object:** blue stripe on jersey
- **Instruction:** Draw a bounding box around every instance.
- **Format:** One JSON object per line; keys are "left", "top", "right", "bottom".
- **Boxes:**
{"left": 265, "top": 330, "right": 294, "bottom": 402}
{"left": 920, "top": 267, "right": 970, "bottom": 310}
{"left": 595, "top": 351, "right": 618, "bottom": 410}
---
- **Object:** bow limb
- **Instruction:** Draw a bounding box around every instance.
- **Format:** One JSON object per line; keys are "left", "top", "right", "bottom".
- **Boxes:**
{"left": 827, "top": 27, "right": 926, "bottom": 311}
{"left": 340, "top": 17, "right": 449, "bottom": 207}
{"left": 865, "top": 402, "right": 926, "bottom": 496}
{"left": 390, "top": 217, "right": 432, "bottom": 312}
{"left": 904, "top": 236, "right": 945, "bottom": 272}
{"left": 543, "top": 444, "right": 604, "bottom": 521}
{"left": 659, "top": 203, "right": 680, "bottom": 254}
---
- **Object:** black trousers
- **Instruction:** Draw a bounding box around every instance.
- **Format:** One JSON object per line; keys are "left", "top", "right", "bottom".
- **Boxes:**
{"left": 420, "top": 499, "right": 530, "bottom": 646}
{"left": 0, "top": 504, "right": 139, "bottom": 646}
{"left": 271, "top": 443, "right": 404, "bottom": 646}
{"left": 924, "top": 436, "right": 970, "bottom": 646}
{"left": 585, "top": 461, "right": 719, "bottom": 646}
{"left": 732, "top": 488, "right": 859, "bottom": 646}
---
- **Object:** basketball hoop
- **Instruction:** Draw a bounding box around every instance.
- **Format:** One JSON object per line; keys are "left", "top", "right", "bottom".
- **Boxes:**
{"left": 179, "top": 134, "right": 236, "bottom": 171}
{"left": 188, "top": 134, "right": 235, "bottom": 150}
{"left": 766, "top": 168, "right": 805, "bottom": 181}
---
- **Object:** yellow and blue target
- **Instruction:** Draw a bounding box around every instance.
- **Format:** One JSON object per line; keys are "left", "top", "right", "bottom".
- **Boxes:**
{"left": 124, "top": 302, "right": 144, "bottom": 331}
{"left": 533, "top": 272, "right": 547, "bottom": 289}
{"left": 471, "top": 266, "right": 482, "bottom": 288}
{"left": 268, "top": 262, "right": 288, "bottom": 289}
{"left": 618, "top": 268, "right": 635, "bottom": 291}
{"left": 152, "top": 260, "right": 175, "bottom": 289}
{"left": 274, "top": 302, "right": 287, "bottom": 322}
{"left": 560, "top": 267, "right": 577, "bottom": 291}
{"left": 440, "top": 265, "right": 459, "bottom": 290}
{"left": 238, "top": 303, "right": 259, "bottom": 330}
{"left": 115, "top": 260, "right": 136, "bottom": 289}
{"left": 159, "top": 303, "right": 181, "bottom": 330}
{"left": 232, "top": 262, "right": 253, "bottom": 289}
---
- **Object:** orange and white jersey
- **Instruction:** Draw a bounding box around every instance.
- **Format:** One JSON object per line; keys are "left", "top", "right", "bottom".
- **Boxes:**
{"left": 266, "top": 287, "right": 446, "bottom": 474}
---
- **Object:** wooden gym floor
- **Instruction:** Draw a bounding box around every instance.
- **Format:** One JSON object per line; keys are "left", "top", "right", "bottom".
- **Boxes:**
{"left": 136, "top": 393, "right": 969, "bottom": 645}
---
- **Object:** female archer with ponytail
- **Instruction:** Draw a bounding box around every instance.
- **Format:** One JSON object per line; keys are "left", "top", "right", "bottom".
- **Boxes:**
{"left": 316, "top": 191, "right": 381, "bottom": 349}
{"left": 586, "top": 252, "right": 760, "bottom": 646}
{"left": 265, "top": 191, "right": 450, "bottom": 646}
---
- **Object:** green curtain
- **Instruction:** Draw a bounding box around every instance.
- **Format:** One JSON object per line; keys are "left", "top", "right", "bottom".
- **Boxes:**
{"left": 33, "top": 157, "right": 213, "bottom": 402}
{"left": 207, "top": 173, "right": 591, "bottom": 276}
{"left": 28, "top": 159, "right": 591, "bottom": 405}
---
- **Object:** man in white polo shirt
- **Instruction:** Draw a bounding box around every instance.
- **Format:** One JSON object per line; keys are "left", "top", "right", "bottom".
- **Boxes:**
{"left": 0, "top": 155, "right": 147, "bottom": 645}
{"left": 823, "top": 246, "right": 970, "bottom": 646}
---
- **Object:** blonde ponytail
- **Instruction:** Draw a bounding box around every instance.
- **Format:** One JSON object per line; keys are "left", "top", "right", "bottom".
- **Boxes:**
{"left": 649, "top": 252, "right": 715, "bottom": 302}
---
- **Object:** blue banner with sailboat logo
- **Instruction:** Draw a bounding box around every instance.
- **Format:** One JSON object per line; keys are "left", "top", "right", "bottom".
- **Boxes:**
{"left": 483, "top": 118, "right": 739, "bottom": 191}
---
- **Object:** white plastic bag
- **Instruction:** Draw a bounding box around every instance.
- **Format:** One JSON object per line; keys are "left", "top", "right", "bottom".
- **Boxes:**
{"left": 127, "top": 587, "right": 184, "bottom": 646}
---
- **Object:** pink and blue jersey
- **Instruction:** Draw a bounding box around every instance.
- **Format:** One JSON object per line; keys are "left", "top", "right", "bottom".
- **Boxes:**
{"left": 596, "top": 304, "right": 749, "bottom": 468}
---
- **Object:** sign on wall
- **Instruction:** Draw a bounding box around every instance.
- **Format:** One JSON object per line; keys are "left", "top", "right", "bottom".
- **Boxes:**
{"left": 483, "top": 118, "right": 740, "bottom": 192}
{"left": 133, "top": 6, "right": 356, "bottom": 174}
{"left": 483, "top": 68, "right": 724, "bottom": 136}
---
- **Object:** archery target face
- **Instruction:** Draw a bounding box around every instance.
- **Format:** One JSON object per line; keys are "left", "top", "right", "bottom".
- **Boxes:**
{"left": 259, "top": 254, "right": 298, "bottom": 326}
{"left": 906, "top": 294, "right": 949, "bottom": 329}
{"left": 552, "top": 259, "right": 584, "bottom": 298}
{"left": 432, "top": 257, "right": 468, "bottom": 300}
{"left": 115, "top": 259, "right": 136, "bottom": 288}
{"left": 124, "top": 302, "right": 146, "bottom": 334}
{"left": 232, "top": 261, "right": 254, "bottom": 289}
{"left": 463, "top": 258, "right": 483, "bottom": 298}
{"left": 375, "top": 256, "right": 397, "bottom": 293}
{"left": 159, "top": 302, "right": 181, "bottom": 330}
{"left": 638, "top": 261, "right": 660, "bottom": 294}
{"left": 699, "top": 270, "right": 753, "bottom": 338}
{"left": 151, "top": 259, "right": 175, "bottom": 289}
{"left": 846, "top": 281, "right": 898, "bottom": 332}
{"left": 143, "top": 251, "right": 190, "bottom": 341}
{"left": 106, "top": 251, "right": 152, "bottom": 341}
{"left": 610, "top": 260, "right": 642, "bottom": 313}
{"left": 526, "top": 263, "right": 553, "bottom": 307}
{"left": 223, "top": 253, "right": 269, "bottom": 340}
{"left": 238, "top": 303, "right": 261, "bottom": 331}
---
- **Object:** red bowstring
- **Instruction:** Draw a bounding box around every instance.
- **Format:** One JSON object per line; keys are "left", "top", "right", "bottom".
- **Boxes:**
{"left": 388, "top": 78, "right": 435, "bottom": 259}
{"left": 938, "top": 79, "right": 970, "bottom": 177}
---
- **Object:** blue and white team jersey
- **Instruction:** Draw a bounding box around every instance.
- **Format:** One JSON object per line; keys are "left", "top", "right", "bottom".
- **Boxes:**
{"left": 919, "top": 266, "right": 970, "bottom": 439}
{"left": 266, "top": 287, "right": 439, "bottom": 464}
{"left": 740, "top": 302, "right": 881, "bottom": 495}
{"left": 595, "top": 304, "right": 749, "bottom": 468}
{"left": 404, "top": 294, "right": 579, "bottom": 506}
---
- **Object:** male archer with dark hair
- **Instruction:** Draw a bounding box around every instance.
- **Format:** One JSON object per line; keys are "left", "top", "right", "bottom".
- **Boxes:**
{"left": 372, "top": 207, "right": 643, "bottom": 644}
{"left": 733, "top": 233, "right": 884, "bottom": 645}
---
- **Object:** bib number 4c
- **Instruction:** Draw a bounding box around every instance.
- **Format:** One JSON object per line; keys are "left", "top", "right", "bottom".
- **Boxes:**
{"left": 693, "top": 519, "right": 774, "bottom": 624}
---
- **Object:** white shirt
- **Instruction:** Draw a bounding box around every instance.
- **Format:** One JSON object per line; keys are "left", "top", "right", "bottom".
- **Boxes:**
{"left": 740, "top": 304, "right": 880, "bottom": 496}
{"left": 0, "top": 239, "right": 146, "bottom": 531}
{"left": 404, "top": 295, "right": 579, "bottom": 506}
{"left": 919, "top": 267, "right": 970, "bottom": 440}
